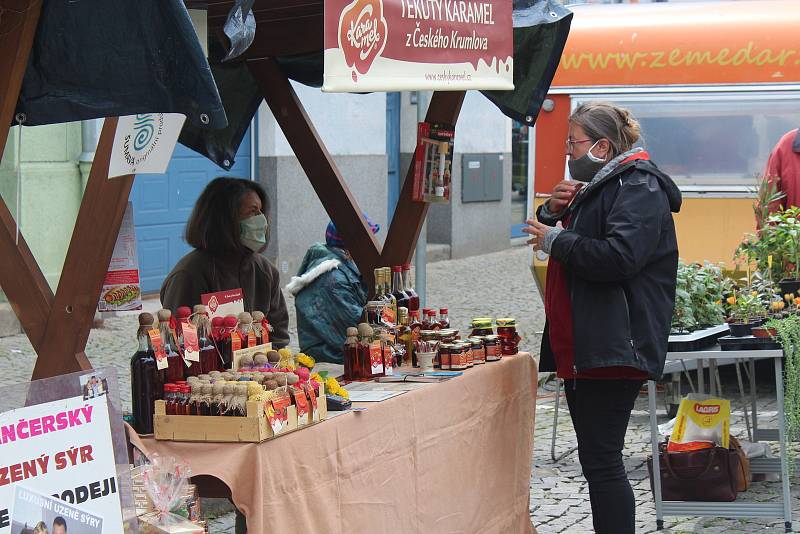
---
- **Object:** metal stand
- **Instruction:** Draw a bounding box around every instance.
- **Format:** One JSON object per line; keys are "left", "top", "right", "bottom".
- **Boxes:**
{"left": 649, "top": 348, "right": 792, "bottom": 531}
{"left": 550, "top": 378, "right": 578, "bottom": 462}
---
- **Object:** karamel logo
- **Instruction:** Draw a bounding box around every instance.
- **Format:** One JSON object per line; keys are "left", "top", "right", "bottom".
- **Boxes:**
{"left": 207, "top": 295, "right": 219, "bottom": 313}
{"left": 123, "top": 113, "right": 164, "bottom": 167}
{"left": 694, "top": 404, "right": 721, "bottom": 415}
{"left": 338, "top": 0, "right": 388, "bottom": 80}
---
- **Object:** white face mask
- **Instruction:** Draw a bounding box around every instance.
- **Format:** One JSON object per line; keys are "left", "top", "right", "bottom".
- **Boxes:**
{"left": 239, "top": 213, "right": 269, "bottom": 252}
{"left": 567, "top": 140, "right": 607, "bottom": 182}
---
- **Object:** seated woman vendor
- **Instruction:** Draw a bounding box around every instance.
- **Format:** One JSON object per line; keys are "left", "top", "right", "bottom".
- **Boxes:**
{"left": 160, "top": 177, "right": 290, "bottom": 348}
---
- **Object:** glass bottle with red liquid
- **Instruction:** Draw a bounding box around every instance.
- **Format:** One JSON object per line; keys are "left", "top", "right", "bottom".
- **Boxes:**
{"left": 220, "top": 315, "right": 239, "bottom": 369}
{"left": 402, "top": 264, "right": 420, "bottom": 312}
{"left": 164, "top": 384, "right": 178, "bottom": 415}
{"left": 427, "top": 310, "right": 441, "bottom": 331}
{"left": 157, "top": 309, "right": 185, "bottom": 382}
{"left": 391, "top": 266, "right": 410, "bottom": 310}
{"left": 130, "top": 312, "right": 165, "bottom": 434}
{"left": 439, "top": 308, "right": 450, "bottom": 329}
{"left": 343, "top": 327, "right": 361, "bottom": 381}
{"left": 193, "top": 304, "right": 220, "bottom": 374}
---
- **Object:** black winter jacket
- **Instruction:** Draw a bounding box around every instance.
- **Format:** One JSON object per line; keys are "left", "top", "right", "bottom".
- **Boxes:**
{"left": 537, "top": 158, "right": 682, "bottom": 380}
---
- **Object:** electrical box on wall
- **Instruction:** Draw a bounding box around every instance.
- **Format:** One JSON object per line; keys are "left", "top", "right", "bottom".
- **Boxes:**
{"left": 461, "top": 154, "right": 503, "bottom": 203}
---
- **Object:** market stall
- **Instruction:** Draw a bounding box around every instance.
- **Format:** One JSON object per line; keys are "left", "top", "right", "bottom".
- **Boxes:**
{"left": 0, "top": 0, "right": 571, "bottom": 532}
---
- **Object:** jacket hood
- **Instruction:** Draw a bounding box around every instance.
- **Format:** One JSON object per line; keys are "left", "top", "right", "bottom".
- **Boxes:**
{"left": 631, "top": 159, "right": 682, "bottom": 214}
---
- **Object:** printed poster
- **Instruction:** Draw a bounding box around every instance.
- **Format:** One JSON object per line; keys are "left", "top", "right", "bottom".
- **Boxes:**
{"left": 201, "top": 289, "right": 245, "bottom": 321}
{"left": 11, "top": 487, "right": 102, "bottom": 534}
{"left": 0, "top": 396, "right": 123, "bottom": 534}
{"left": 97, "top": 202, "right": 141, "bottom": 312}
{"left": 108, "top": 113, "right": 186, "bottom": 179}
{"left": 323, "top": 0, "right": 513, "bottom": 92}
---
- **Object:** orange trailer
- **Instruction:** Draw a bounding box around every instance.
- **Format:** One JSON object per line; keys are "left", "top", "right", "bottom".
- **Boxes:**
{"left": 530, "top": 0, "right": 800, "bottom": 294}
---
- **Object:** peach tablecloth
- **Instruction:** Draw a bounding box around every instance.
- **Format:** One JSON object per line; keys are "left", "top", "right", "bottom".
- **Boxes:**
{"left": 129, "top": 353, "right": 538, "bottom": 534}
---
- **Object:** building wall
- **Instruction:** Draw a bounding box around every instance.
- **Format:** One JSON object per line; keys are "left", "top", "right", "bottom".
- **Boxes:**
{"left": 0, "top": 123, "right": 83, "bottom": 292}
{"left": 258, "top": 85, "right": 388, "bottom": 286}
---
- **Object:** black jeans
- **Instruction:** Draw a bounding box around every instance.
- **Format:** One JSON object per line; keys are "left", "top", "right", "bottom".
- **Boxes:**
{"left": 564, "top": 379, "right": 644, "bottom": 534}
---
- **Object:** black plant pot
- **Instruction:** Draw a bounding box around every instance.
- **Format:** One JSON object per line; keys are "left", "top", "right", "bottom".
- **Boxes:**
{"left": 779, "top": 279, "right": 800, "bottom": 298}
{"left": 729, "top": 322, "right": 757, "bottom": 337}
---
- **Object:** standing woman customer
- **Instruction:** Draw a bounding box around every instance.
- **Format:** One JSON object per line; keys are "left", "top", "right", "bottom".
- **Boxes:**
{"left": 523, "top": 102, "right": 681, "bottom": 533}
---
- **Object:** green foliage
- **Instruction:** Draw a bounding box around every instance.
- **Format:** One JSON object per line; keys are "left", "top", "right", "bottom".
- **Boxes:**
{"left": 737, "top": 207, "right": 800, "bottom": 281}
{"left": 729, "top": 291, "right": 764, "bottom": 324}
{"left": 671, "top": 262, "right": 731, "bottom": 332}
{"left": 765, "top": 314, "right": 800, "bottom": 474}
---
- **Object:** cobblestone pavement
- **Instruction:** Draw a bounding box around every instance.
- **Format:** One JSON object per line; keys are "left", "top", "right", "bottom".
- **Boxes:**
{"left": 1, "top": 245, "right": 798, "bottom": 533}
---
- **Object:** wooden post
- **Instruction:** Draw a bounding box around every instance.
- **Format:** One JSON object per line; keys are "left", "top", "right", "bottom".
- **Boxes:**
{"left": 0, "top": 0, "right": 53, "bottom": 347}
{"left": 249, "top": 58, "right": 382, "bottom": 288}
{"left": 31, "top": 118, "right": 135, "bottom": 380}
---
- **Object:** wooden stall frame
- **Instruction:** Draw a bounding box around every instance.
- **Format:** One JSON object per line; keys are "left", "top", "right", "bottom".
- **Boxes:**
{"left": 0, "top": 5, "right": 465, "bottom": 381}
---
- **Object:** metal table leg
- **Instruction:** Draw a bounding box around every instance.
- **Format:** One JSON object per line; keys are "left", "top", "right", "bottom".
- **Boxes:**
{"left": 550, "top": 378, "right": 577, "bottom": 462}
{"left": 774, "top": 356, "right": 793, "bottom": 533}
{"left": 697, "top": 358, "right": 705, "bottom": 394}
{"left": 648, "top": 380, "right": 664, "bottom": 530}
{"left": 734, "top": 359, "right": 752, "bottom": 442}
{"left": 750, "top": 359, "right": 760, "bottom": 441}
{"left": 709, "top": 359, "right": 718, "bottom": 396}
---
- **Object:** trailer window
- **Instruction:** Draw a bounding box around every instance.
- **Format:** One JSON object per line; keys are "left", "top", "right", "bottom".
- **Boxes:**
{"left": 579, "top": 95, "right": 800, "bottom": 190}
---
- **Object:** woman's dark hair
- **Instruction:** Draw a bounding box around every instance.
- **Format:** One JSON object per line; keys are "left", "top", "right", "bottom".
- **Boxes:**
{"left": 185, "top": 177, "right": 269, "bottom": 254}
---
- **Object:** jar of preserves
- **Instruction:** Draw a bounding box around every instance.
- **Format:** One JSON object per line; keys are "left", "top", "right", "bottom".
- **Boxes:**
{"left": 450, "top": 343, "right": 467, "bottom": 371}
{"left": 439, "top": 329, "right": 458, "bottom": 344}
{"left": 464, "top": 341, "right": 474, "bottom": 368}
{"left": 496, "top": 318, "right": 521, "bottom": 356}
{"left": 470, "top": 338, "right": 485, "bottom": 364}
{"left": 439, "top": 344, "right": 452, "bottom": 370}
{"left": 484, "top": 335, "right": 501, "bottom": 362}
{"left": 470, "top": 318, "right": 494, "bottom": 337}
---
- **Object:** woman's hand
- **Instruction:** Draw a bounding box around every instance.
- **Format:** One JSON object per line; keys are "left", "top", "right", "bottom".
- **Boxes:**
{"left": 547, "top": 180, "right": 583, "bottom": 214}
{"left": 522, "top": 219, "right": 553, "bottom": 251}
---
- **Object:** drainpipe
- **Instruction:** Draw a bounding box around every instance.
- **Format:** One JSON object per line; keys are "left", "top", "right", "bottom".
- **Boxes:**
{"left": 79, "top": 118, "right": 103, "bottom": 191}
{"left": 414, "top": 91, "right": 430, "bottom": 309}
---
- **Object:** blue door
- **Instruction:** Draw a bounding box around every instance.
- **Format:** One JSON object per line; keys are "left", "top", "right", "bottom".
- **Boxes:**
{"left": 130, "top": 130, "right": 252, "bottom": 293}
{"left": 386, "top": 92, "right": 401, "bottom": 219}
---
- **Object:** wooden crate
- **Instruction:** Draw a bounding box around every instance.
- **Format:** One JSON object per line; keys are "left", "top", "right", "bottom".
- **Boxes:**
{"left": 154, "top": 385, "right": 327, "bottom": 443}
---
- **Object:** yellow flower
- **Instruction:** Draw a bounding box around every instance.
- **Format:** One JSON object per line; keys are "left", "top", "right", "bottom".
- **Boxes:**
{"left": 786, "top": 293, "right": 795, "bottom": 303}
{"left": 726, "top": 296, "right": 736, "bottom": 305}
{"left": 296, "top": 353, "right": 316, "bottom": 369}
{"left": 325, "top": 377, "right": 340, "bottom": 395}
{"left": 770, "top": 301, "right": 784, "bottom": 311}
{"left": 751, "top": 291, "right": 758, "bottom": 297}
{"left": 310, "top": 373, "right": 324, "bottom": 384}
{"left": 336, "top": 388, "right": 349, "bottom": 400}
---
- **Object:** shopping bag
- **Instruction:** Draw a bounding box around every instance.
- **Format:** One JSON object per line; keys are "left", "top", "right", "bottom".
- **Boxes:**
{"left": 668, "top": 395, "right": 730, "bottom": 452}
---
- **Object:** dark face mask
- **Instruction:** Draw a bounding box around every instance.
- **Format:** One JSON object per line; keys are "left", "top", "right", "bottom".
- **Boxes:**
{"left": 567, "top": 140, "right": 607, "bottom": 182}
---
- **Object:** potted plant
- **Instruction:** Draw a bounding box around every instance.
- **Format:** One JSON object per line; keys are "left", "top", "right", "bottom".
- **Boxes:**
{"left": 728, "top": 292, "right": 765, "bottom": 337}
{"left": 671, "top": 261, "right": 730, "bottom": 334}
{"left": 764, "top": 314, "right": 800, "bottom": 472}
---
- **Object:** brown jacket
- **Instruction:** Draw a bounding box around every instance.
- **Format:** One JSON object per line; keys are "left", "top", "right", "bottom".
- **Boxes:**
{"left": 160, "top": 249, "right": 290, "bottom": 347}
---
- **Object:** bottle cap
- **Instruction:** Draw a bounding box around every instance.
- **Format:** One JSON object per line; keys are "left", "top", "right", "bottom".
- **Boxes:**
{"left": 392, "top": 266, "right": 402, "bottom": 272}
{"left": 157, "top": 309, "right": 172, "bottom": 321}
{"left": 176, "top": 306, "right": 192, "bottom": 319}
{"left": 223, "top": 316, "right": 239, "bottom": 327}
{"left": 440, "top": 308, "right": 448, "bottom": 314}
{"left": 211, "top": 316, "right": 225, "bottom": 327}
{"left": 402, "top": 263, "right": 412, "bottom": 270}
{"left": 138, "top": 312, "right": 155, "bottom": 326}
{"left": 192, "top": 304, "right": 207, "bottom": 315}
{"left": 422, "top": 308, "right": 431, "bottom": 315}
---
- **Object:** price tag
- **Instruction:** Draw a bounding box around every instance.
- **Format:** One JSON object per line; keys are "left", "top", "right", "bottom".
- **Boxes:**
{"left": 305, "top": 383, "right": 319, "bottom": 422}
{"left": 182, "top": 323, "right": 200, "bottom": 362}
{"left": 292, "top": 387, "right": 309, "bottom": 427}
{"left": 231, "top": 331, "right": 242, "bottom": 352}
{"left": 247, "top": 330, "right": 257, "bottom": 348}
{"left": 148, "top": 329, "right": 168, "bottom": 370}
{"left": 269, "top": 394, "right": 291, "bottom": 435}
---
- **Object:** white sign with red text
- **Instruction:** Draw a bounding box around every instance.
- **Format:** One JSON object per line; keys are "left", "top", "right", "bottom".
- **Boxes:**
{"left": 201, "top": 288, "right": 245, "bottom": 321}
{"left": 0, "top": 396, "right": 122, "bottom": 533}
{"left": 323, "top": 0, "right": 513, "bottom": 92}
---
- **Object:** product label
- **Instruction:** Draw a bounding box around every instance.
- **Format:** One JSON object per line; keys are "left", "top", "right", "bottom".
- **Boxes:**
{"left": 384, "top": 346, "right": 394, "bottom": 376}
{"left": 292, "top": 387, "right": 309, "bottom": 427}
{"left": 182, "top": 323, "right": 200, "bottom": 362}
{"left": 148, "top": 329, "right": 168, "bottom": 370}
{"left": 370, "top": 340, "right": 384, "bottom": 376}
{"left": 247, "top": 331, "right": 257, "bottom": 348}
{"left": 466, "top": 347, "right": 473, "bottom": 366}
{"left": 305, "top": 383, "right": 319, "bottom": 422}
{"left": 269, "top": 394, "right": 292, "bottom": 435}
{"left": 485, "top": 343, "right": 499, "bottom": 361}
{"left": 381, "top": 306, "right": 397, "bottom": 326}
{"left": 440, "top": 350, "right": 451, "bottom": 370}
{"left": 231, "top": 331, "right": 242, "bottom": 352}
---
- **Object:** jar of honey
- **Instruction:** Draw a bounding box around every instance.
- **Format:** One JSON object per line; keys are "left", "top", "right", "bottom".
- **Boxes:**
{"left": 470, "top": 318, "right": 494, "bottom": 337}
{"left": 450, "top": 344, "right": 466, "bottom": 371}
{"left": 463, "top": 341, "right": 474, "bottom": 368}
{"left": 496, "top": 318, "right": 521, "bottom": 356}
{"left": 484, "top": 335, "right": 501, "bottom": 362}
{"left": 439, "top": 344, "right": 452, "bottom": 370}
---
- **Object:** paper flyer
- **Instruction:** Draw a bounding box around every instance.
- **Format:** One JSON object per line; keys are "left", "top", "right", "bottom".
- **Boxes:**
{"left": 108, "top": 113, "right": 186, "bottom": 179}
{"left": 201, "top": 289, "right": 245, "bottom": 321}
{"left": 0, "top": 396, "right": 123, "bottom": 534}
{"left": 97, "top": 202, "right": 141, "bottom": 312}
{"left": 10, "top": 486, "right": 102, "bottom": 534}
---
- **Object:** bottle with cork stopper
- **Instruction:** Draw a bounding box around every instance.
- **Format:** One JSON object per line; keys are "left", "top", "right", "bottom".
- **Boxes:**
{"left": 130, "top": 312, "right": 165, "bottom": 435}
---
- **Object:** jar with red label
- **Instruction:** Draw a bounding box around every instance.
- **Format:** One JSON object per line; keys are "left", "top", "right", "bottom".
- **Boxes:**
{"left": 164, "top": 384, "right": 177, "bottom": 415}
{"left": 462, "top": 342, "right": 474, "bottom": 368}
{"left": 470, "top": 338, "right": 485, "bottom": 364}
{"left": 496, "top": 318, "right": 521, "bottom": 355}
{"left": 450, "top": 344, "right": 467, "bottom": 371}
{"left": 439, "top": 344, "right": 452, "bottom": 370}
{"left": 484, "top": 335, "right": 501, "bottom": 362}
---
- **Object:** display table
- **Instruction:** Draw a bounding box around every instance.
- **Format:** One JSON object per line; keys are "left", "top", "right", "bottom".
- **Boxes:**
{"left": 128, "top": 353, "right": 539, "bottom": 533}
{"left": 648, "top": 348, "right": 792, "bottom": 532}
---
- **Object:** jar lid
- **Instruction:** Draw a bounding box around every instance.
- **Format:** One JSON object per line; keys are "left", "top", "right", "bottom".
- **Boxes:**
{"left": 471, "top": 318, "right": 493, "bottom": 328}
{"left": 496, "top": 318, "right": 516, "bottom": 327}
{"left": 484, "top": 335, "right": 499, "bottom": 341}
